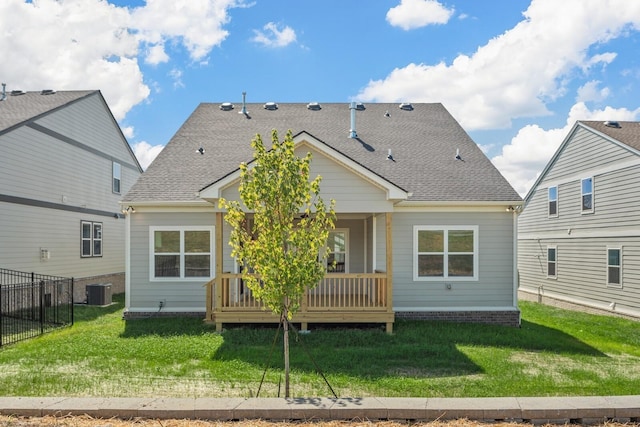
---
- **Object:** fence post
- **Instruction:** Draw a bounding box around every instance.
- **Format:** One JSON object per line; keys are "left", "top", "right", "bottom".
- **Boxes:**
{"left": 71, "top": 278, "right": 75, "bottom": 326}
{"left": 0, "top": 284, "right": 3, "bottom": 347}
{"left": 40, "top": 280, "right": 45, "bottom": 335}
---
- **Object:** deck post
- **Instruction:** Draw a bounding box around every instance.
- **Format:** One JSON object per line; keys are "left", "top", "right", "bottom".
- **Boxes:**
{"left": 215, "top": 212, "right": 224, "bottom": 332}
{"left": 385, "top": 212, "right": 394, "bottom": 334}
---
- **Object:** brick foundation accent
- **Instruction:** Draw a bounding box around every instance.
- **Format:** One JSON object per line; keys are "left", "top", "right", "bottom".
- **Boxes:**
{"left": 395, "top": 310, "right": 521, "bottom": 327}
{"left": 73, "top": 273, "right": 125, "bottom": 303}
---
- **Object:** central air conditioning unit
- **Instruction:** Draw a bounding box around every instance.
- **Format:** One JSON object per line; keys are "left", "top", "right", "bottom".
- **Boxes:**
{"left": 86, "top": 283, "right": 112, "bottom": 306}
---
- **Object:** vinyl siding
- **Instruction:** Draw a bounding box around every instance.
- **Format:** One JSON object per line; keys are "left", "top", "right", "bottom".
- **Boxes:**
{"left": 128, "top": 211, "right": 217, "bottom": 312}
{"left": 0, "top": 94, "right": 140, "bottom": 280}
{"left": 393, "top": 211, "right": 516, "bottom": 309}
{"left": 518, "top": 124, "right": 640, "bottom": 318}
{"left": 518, "top": 237, "right": 640, "bottom": 316}
{"left": 0, "top": 201, "right": 124, "bottom": 279}
{"left": 220, "top": 146, "right": 394, "bottom": 213}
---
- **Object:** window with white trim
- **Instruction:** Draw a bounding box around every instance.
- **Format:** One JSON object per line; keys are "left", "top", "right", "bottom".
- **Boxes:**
{"left": 547, "top": 246, "right": 557, "bottom": 278}
{"left": 607, "top": 247, "right": 622, "bottom": 287}
{"left": 581, "top": 177, "right": 593, "bottom": 213}
{"left": 548, "top": 186, "right": 558, "bottom": 217}
{"left": 414, "top": 226, "right": 478, "bottom": 281}
{"left": 150, "top": 226, "right": 214, "bottom": 280}
{"left": 326, "top": 230, "right": 348, "bottom": 272}
{"left": 113, "top": 162, "right": 121, "bottom": 194}
{"left": 81, "top": 221, "right": 102, "bottom": 258}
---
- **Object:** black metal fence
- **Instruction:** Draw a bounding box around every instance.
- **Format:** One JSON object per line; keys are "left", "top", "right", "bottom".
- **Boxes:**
{"left": 0, "top": 268, "right": 74, "bottom": 347}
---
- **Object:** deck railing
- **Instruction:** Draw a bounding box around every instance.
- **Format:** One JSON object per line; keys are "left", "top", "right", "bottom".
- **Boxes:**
{"left": 213, "top": 272, "right": 388, "bottom": 312}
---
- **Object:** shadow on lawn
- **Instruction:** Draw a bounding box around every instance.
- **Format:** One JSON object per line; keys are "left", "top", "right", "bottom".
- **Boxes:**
{"left": 73, "top": 293, "right": 124, "bottom": 323}
{"left": 211, "top": 318, "right": 606, "bottom": 379}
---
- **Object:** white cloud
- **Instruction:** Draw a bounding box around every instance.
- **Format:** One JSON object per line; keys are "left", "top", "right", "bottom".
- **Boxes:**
{"left": 492, "top": 102, "right": 640, "bottom": 196}
{"left": 169, "top": 68, "right": 185, "bottom": 89}
{"left": 145, "top": 44, "right": 170, "bottom": 65}
{"left": 386, "top": 0, "right": 454, "bottom": 30}
{"left": 131, "top": 0, "right": 238, "bottom": 61}
{"left": 132, "top": 141, "right": 165, "bottom": 170}
{"left": 576, "top": 80, "right": 610, "bottom": 103}
{"left": 121, "top": 126, "right": 135, "bottom": 139}
{"left": 252, "top": 22, "right": 297, "bottom": 47}
{"left": 0, "top": 0, "right": 241, "bottom": 121}
{"left": 359, "top": 0, "right": 640, "bottom": 131}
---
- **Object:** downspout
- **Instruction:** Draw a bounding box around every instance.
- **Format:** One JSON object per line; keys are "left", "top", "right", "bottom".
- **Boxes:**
{"left": 513, "top": 209, "right": 520, "bottom": 326}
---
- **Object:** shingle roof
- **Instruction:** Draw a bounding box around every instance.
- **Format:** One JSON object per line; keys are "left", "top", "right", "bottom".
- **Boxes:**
{"left": 0, "top": 90, "right": 96, "bottom": 134}
{"left": 580, "top": 121, "right": 640, "bottom": 152}
{"left": 124, "top": 102, "right": 521, "bottom": 204}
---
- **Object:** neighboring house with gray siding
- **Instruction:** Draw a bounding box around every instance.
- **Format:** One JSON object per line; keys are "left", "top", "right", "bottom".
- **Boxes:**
{"left": 518, "top": 120, "right": 640, "bottom": 319}
{"left": 0, "top": 88, "right": 142, "bottom": 301}
{"left": 122, "top": 101, "right": 522, "bottom": 329}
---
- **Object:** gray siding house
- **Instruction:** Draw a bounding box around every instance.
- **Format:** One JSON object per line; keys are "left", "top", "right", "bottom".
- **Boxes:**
{"left": 0, "top": 89, "right": 142, "bottom": 301}
{"left": 122, "top": 101, "right": 522, "bottom": 330}
{"left": 518, "top": 120, "right": 640, "bottom": 319}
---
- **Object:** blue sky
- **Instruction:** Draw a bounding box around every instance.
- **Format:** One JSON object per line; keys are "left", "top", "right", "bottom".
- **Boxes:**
{"left": 3, "top": 0, "right": 640, "bottom": 195}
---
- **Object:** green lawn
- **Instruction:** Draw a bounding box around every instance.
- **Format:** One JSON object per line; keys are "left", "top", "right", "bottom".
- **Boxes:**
{"left": 0, "top": 294, "right": 638, "bottom": 398}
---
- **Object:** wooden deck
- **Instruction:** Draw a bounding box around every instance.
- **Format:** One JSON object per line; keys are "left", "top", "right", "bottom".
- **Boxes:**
{"left": 205, "top": 272, "right": 394, "bottom": 333}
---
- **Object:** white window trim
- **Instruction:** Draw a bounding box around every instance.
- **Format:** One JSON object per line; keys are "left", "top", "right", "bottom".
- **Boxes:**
{"left": 413, "top": 225, "right": 479, "bottom": 281}
{"left": 581, "top": 177, "right": 594, "bottom": 214}
{"left": 606, "top": 246, "right": 623, "bottom": 288}
{"left": 547, "top": 245, "right": 557, "bottom": 279}
{"left": 149, "top": 226, "right": 215, "bottom": 282}
{"left": 113, "top": 162, "right": 122, "bottom": 194}
{"left": 326, "top": 229, "right": 349, "bottom": 273}
{"left": 81, "top": 220, "right": 102, "bottom": 258}
{"left": 548, "top": 185, "right": 558, "bottom": 218}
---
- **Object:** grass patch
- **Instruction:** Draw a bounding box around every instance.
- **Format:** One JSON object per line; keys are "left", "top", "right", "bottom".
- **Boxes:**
{"left": 0, "top": 293, "right": 638, "bottom": 398}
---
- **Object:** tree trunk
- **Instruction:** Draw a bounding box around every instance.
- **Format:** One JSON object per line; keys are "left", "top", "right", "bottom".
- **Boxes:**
{"left": 283, "top": 310, "right": 290, "bottom": 398}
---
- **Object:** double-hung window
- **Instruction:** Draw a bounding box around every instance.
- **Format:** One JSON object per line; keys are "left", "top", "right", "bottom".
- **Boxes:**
{"left": 581, "top": 177, "right": 594, "bottom": 213}
{"left": 326, "top": 230, "right": 348, "bottom": 273}
{"left": 150, "top": 226, "right": 214, "bottom": 280}
{"left": 607, "top": 247, "right": 622, "bottom": 287}
{"left": 81, "top": 221, "right": 102, "bottom": 258}
{"left": 548, "top": 186, "right": 558, "bottom": 217}
{"left": 414, "top": 226, "right": 478, "bottom": 281}
{"left": 113, "top": 162, "right": 121, "bottom": 194}
{"left": 547, "top": 246, "right": 557, "bottom": 279}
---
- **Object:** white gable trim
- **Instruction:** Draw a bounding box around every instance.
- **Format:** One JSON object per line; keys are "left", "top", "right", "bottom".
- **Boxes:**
{"left": 198, "top": 131, "right": 408, "bottom": 202}
{"left": 523, "top": 121, "right": 640, "bottom": 206}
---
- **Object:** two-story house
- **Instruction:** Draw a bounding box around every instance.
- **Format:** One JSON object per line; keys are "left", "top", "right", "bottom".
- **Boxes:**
{"left": 0, "top": 88, "right": 142, "bottom": 302}
{"left": 518, "top": 120, "right": 640, "bottom": 319}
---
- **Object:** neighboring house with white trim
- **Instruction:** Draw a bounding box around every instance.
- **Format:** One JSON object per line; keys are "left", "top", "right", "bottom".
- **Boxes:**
{"left": 122, "top": 101, "right": 522, "bottom": 330}
{"left": 518, "top": 120, "right": 640, "bottom": 319}
{"left": 0, "top": 88, "right": 142, "bottom": 301}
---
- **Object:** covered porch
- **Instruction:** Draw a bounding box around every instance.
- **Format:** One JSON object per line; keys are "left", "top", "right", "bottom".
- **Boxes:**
{"left": 205, "top": 212, "right": 395, "bottom": 333}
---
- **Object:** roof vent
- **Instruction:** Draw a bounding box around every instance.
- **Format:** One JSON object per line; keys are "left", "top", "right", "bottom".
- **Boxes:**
{"left": 264, "top": 102, "right": 278, "bottom": 110}
{"left": 41, "top": 89, "right": 56, "bottom": 95}
{"left": 355, "top": 102, "right": 366, "bottom": 111}
{"left": 604, "top": 120, "right": 621, "bottom": 128}
{"left": 399, "top": 102, "right": 413, "bottom": 111}
{"left": 239, "top": 91, "right": 248, "bottom": 115}
{"left": 307, "top": 102, "right": 321, "bottom": 111}
{"left": 10, "top": 90, "right": 25, "bottom": 96}
{"left": 220, "top": 102, "right": 234, "bottom": 111}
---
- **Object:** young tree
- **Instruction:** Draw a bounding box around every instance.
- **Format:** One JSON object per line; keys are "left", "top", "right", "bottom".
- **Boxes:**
{"left": 219, "top": 129, "right": 336, "bottom": 397}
